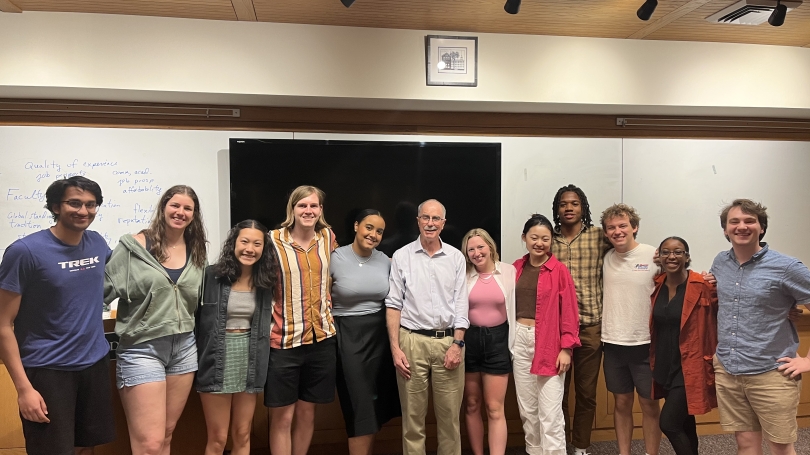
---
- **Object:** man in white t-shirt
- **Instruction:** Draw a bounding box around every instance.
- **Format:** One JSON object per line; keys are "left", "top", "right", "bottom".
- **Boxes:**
{"left": 600, "top": 203, "right": 661, "bottom": 455}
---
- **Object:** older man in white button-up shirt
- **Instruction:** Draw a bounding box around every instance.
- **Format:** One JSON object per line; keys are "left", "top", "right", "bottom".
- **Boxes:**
{"left": 385, "top": 198, "right": 469, "bottom": 455}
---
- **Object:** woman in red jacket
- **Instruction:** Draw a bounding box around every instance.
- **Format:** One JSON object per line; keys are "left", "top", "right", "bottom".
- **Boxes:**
{"left": 649, "top": 236, "right": 718, "bottom": 455}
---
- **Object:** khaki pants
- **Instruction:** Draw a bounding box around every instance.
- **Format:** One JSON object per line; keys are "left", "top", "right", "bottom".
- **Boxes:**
{"left": 397, "top": 328, "right": 465, "bottom": 455}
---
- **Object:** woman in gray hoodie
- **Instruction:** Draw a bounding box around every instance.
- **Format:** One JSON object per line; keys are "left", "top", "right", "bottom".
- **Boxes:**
{"left": 105, "top": 185, "right": 207, "bottom": 455}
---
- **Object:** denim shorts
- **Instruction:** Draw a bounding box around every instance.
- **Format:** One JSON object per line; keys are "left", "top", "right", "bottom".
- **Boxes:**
{"left": 116, "top": 332, "right": 198, "bottom": 389}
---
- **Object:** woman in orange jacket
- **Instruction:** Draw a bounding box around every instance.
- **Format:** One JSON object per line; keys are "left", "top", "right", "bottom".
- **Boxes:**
{"left": 649, "top": 236, "right": 718, "bottom": 455}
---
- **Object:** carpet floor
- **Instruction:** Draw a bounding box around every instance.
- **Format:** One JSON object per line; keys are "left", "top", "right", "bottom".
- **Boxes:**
{"left": 413, "top": 427, "right": 810, "bottom": 454}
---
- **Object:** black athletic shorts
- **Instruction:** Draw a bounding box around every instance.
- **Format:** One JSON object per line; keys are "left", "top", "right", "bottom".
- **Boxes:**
{"left": 264, "top": 336, "right": 337, "bottom": 407}
{"left": 21, "top": 356, "right": 115, "bottom": 455}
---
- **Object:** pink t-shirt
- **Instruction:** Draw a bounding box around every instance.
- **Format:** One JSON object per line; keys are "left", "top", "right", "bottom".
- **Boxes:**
{"left": 468, "top": 276, "right": 507, "bottom": 327}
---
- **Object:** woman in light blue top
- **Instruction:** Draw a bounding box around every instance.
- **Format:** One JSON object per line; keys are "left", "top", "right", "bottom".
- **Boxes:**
{"left": 330, "top": 209, "right": 401, "bottom": 455}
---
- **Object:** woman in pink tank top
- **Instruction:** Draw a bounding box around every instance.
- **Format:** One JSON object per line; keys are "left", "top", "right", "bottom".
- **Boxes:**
{"left": 461, "top": 229, "right": 516, "bottom": 455}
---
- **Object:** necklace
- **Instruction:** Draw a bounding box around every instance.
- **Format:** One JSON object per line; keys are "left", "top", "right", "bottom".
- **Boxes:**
{"left": 478, "top": 272, "right": 494, "bottom": 283}
{"left": 350, "top": 247, "right": 373, "bottom": 267}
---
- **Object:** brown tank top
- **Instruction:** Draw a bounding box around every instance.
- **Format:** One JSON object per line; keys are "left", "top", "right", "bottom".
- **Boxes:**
{"left": 515, "top": 263, "right": 541, "bottom": 320}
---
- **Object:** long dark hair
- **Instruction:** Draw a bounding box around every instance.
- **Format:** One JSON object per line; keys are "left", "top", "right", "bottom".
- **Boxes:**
{"left": 142, "top": 185, "right": 208, "bottom": 268}
{"left": 214, "top": 220, "right": 280, "bottom": 293}
{"left": 552, "top": 184, "right": 593, "bottom": 232}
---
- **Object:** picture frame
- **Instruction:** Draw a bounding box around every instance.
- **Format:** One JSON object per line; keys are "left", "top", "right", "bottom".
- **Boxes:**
{"left": 425, "top": 35, "right": 478, "bottom": 87}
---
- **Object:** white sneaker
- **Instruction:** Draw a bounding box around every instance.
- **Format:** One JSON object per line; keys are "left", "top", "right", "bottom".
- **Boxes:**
{"left": 573, "top": 448, "right": 591, "bottom": 455}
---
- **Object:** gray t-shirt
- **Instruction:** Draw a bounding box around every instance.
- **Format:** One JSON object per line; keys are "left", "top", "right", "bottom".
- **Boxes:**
{"left": 330, "top": 245, "right": 390, "bottom": 317}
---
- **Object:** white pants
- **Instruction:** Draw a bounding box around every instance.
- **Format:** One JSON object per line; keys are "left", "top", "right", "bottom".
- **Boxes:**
{"left": 512, "top": 322, "right": 566, "bottom": 455}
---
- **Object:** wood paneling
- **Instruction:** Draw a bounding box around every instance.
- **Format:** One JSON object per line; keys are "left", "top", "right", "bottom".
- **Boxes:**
{"left": 232, "top": 0, "right": 256, "bottom": 21}
{"left": 2, "top": 99, "right": 810, "bottom": 141}
{"left": 3, "top": 0, "right": 809, "bottom": 47}
{"left": 0, "top": 368, "right": 24, "bottom": 450}
{"left": 0, "top": 0, "right": 21, "bottom": 13}
{"left": 646, "top": 0, "right": 810, "bottom": 46}
{"left": 10, "top": 0, "right": 237, "bottom": 21}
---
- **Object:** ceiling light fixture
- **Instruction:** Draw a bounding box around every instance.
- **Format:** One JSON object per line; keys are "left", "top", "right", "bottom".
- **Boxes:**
{"left": 341, "top": 0, "right": 355, "bottom": 7}
{"left": 636, "top": 0, "right": 658, "bottom": 20}
{"left": 768, "top": 0, "right": 787, "bottom": 25}
{"left": 504, "top": 0, "right": 522, "bottom": 14}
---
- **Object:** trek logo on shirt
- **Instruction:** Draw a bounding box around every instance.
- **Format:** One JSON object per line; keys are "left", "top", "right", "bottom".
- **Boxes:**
{"left": 58, "top": 256, "right": 100, "bottom": 271}
{"left": 634, "top": 263, "right": 650, "bottom": 271}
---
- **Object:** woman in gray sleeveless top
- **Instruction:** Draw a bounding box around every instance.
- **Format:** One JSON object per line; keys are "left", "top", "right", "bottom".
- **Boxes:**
{"left": 330, "top": 209, "right": 401, "bottom": 455}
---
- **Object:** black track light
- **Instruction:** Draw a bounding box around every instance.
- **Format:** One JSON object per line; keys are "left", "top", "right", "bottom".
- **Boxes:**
{"left": 504, "top": 0, "right": 521, "bottom": 14}
{"left": 341, "top": 0, "right": 355, "bottom": 7}
{"left": 768, "top": 1, "right": 787, "bottom": 26}
{"left": 636, "top": 0, "right": 658, "bottom": 20}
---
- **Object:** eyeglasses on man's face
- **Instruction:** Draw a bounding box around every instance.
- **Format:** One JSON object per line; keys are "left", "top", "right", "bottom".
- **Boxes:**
{"left": 418, "top": 215, "right": 445, "bottom": 223}
{"left": 660, "top": 250, "right": 687, "bottom": 258}
{"left": 62, "top": 200, "right": 99, "bottom": 211}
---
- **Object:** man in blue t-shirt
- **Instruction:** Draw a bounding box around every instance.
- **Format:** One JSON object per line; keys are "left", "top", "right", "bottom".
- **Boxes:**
{"left": 0, "top": 176, "right": 115, "bottom": 455}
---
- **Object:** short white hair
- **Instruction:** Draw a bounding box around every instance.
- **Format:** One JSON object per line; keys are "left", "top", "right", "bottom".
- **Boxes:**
{"left": 417, "top": 199, "right": 447, "bottom": 218}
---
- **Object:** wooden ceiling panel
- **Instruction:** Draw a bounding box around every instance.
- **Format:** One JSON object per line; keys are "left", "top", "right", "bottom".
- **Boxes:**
{"left": 644, "top": 0, "right": 810, "bottom": 46}
{"left": 253, "top": 0, "right": 690, "bottom": 40}
{"left": 3, "top": 0, "right": 809, "bottom": 47}
{"left": 13, "top": 0, "right": 237, "bottom": 21}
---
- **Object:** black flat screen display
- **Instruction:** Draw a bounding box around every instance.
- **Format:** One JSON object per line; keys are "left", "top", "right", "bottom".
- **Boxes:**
{"left": 229, "top": 139, "right": 501, "bottom": 256}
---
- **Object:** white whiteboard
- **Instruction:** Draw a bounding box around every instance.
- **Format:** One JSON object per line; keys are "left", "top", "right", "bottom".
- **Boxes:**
{"left": 623, "top": 138, "right": 810, "bottom": 271}
{"left": 3, "top": 128, "right": 807, "bottom": 273}
{"left": 0, "top": 126, "right": 291, "bottom": 261}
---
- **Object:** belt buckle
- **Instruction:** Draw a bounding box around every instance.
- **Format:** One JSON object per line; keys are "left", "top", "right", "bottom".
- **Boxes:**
{"left": 434, "top": 330, "right": 446, "bottom": 338}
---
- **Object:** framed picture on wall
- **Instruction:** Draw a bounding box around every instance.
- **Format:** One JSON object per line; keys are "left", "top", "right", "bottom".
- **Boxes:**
{"left": 425, "top": 35, "right": 478, "bottom": 87}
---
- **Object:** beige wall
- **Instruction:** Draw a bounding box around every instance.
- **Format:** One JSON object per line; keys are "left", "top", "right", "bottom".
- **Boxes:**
{"left": 1, "top": 12, "right": 810, "bottom": 117}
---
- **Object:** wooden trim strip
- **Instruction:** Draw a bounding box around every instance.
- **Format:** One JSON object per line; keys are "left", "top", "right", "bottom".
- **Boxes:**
{"left": 2, "top": 99, "right": 810, "bottom": 141}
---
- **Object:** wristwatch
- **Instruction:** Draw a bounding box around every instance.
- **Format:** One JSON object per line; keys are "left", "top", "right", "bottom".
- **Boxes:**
{"left": 452, "top": 339, "right": 465, "bottom": 348}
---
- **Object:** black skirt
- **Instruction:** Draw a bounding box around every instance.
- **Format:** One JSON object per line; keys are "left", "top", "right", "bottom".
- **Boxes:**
{"left": 334, "top": 309, "right": 402, "bottom": 437}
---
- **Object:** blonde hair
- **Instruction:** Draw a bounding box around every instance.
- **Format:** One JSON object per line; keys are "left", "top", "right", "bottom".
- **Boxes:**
{"left": 600, "top": 203, "right": 640, "bottom": 238}
{"left": 461, "top": 228, "right": 500, "bottom": 273}
{"left": 280, "top": 185, "right": 330, "bottom": 231}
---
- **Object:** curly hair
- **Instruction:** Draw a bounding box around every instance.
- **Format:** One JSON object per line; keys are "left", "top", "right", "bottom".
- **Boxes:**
{"left": 141, "top": 185, "right": 208, "bottom": 268}
{"left": 552, "top": 184, "right": 593, "bottom": 232}
{"left": 214, "top": 220, "right": 280, "bottom": 294}
{"left": 600, "top": 203, "right": 640, "bottom": 239}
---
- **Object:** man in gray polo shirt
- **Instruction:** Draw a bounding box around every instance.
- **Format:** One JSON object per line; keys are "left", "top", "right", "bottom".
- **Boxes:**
{"left": 385, "top": 199, "right": 469, "bottom": 455}
{"left": 711, "top": 199, "right": 810, "bottom": 455}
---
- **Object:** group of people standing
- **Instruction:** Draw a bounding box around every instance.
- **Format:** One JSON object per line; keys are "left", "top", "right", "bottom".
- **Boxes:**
{"left": 0, "top": 176, "right": 808, "bottom": 455}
